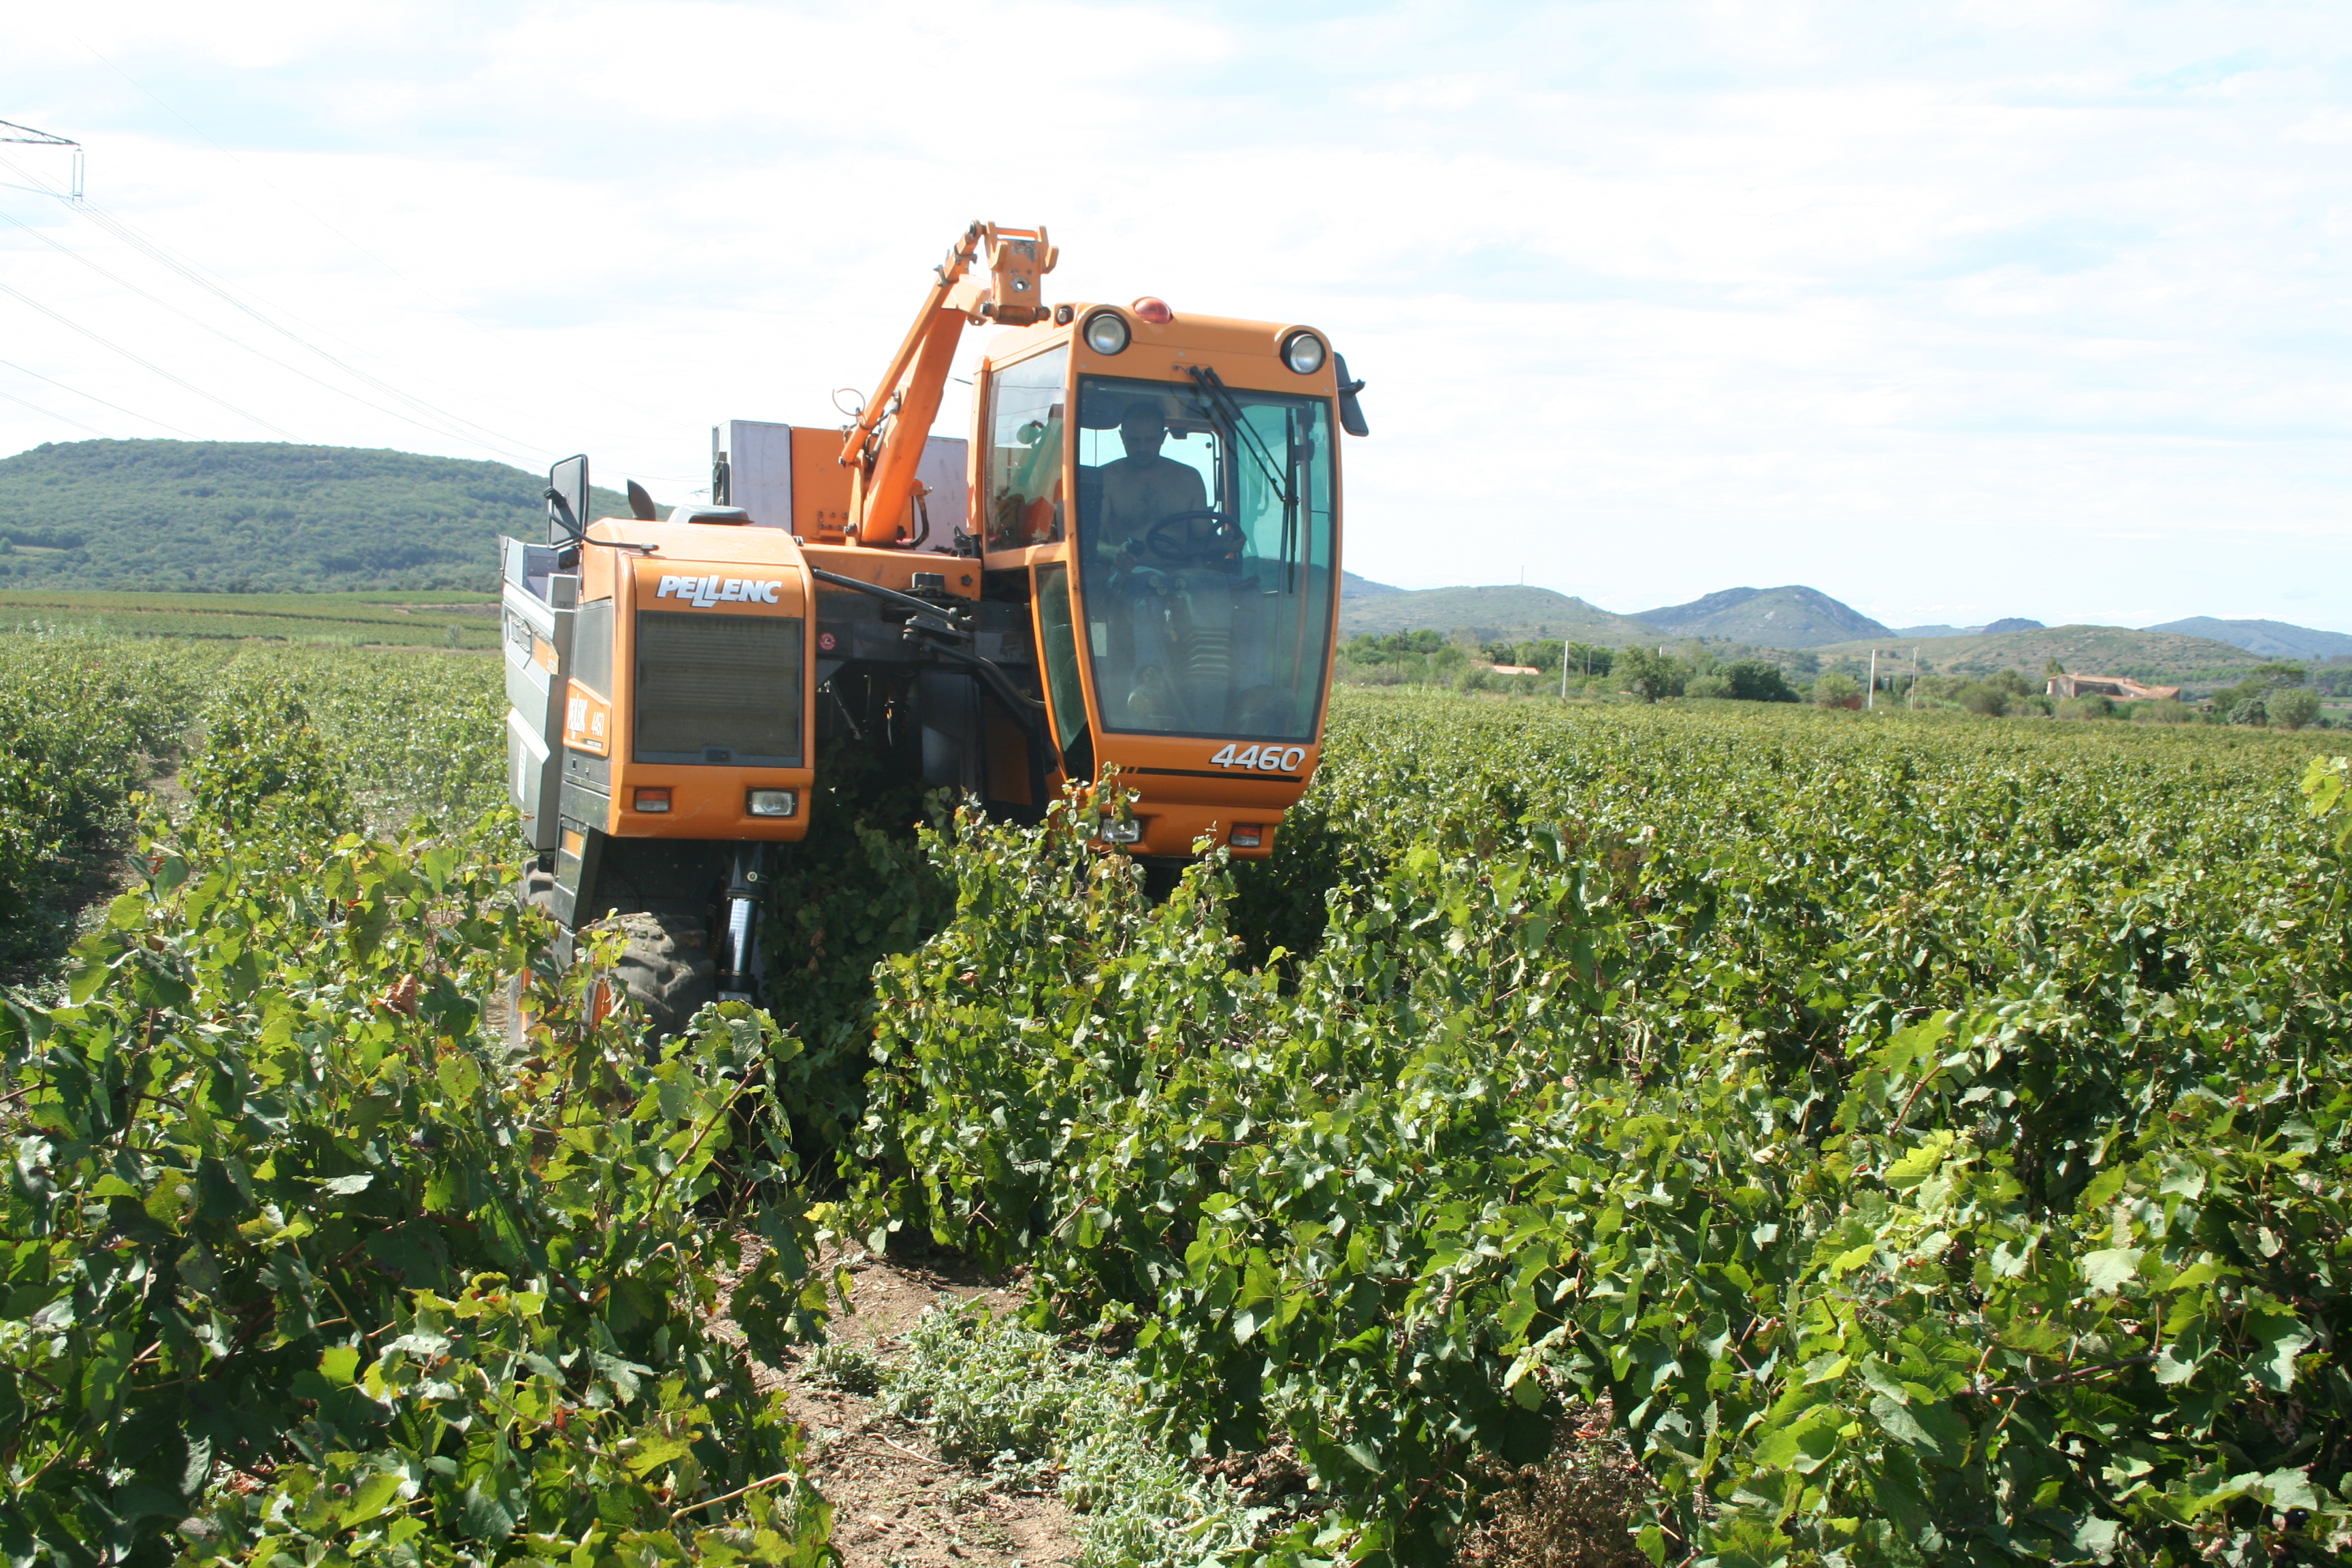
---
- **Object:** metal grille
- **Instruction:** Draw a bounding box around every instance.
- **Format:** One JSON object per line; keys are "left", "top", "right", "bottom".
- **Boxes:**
{"left": 632, "top": 611, "right": 802, "bottom": 766}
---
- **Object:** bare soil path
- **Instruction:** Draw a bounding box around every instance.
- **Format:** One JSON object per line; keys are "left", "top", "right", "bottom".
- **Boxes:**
{"left": 725, "top": 1248, "right": 1082, "bottom": 1568}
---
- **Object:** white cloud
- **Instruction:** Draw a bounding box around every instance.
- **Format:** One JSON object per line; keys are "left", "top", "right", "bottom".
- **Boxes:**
{"left": 1, "top": 0, "right": 2347, "bottom": 629}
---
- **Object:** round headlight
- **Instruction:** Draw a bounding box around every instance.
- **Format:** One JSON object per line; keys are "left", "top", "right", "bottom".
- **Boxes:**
{"left": 1083, "top": 311, "right": 1131, "bottom": 355}
{"left": 1282, "top": 331, "right": 1327, "bottom": 375}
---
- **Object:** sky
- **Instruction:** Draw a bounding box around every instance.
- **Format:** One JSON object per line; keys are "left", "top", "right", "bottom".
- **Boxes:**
{"left": 2, "top": 0, "right": 2348, "bottom": 632}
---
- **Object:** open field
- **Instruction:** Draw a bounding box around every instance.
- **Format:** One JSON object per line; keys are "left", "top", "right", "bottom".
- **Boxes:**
{"left": 0, "top": 587, "right": 502, "bottom": 647}
{"left": 4, "top": 633, "right": 2347, "bottom": 1568}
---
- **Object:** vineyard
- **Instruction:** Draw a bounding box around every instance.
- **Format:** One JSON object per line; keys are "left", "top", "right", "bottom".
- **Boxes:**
{"left": 4, "top": 629, "right": 2349, "bottom": 1568}
{"left": 0, "top": 591, "right": 503, "bottom": 649}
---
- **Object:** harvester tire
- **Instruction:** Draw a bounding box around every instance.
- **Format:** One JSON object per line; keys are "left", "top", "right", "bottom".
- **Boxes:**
{"left": 607, "top": 910, "right": 717, "bottom": 1043}
{"left": 519, "top": 863, "right": 557, "bottom": 917}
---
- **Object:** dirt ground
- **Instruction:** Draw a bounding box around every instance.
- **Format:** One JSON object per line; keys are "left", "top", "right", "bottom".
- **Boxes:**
{"left": 725, "top": 1249, "right": 1083, "bottom": 1568}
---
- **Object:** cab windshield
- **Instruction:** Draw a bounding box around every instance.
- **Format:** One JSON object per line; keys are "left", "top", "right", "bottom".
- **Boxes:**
{"left": 1073, "top": 373, "right": 1336, "bottom": 741}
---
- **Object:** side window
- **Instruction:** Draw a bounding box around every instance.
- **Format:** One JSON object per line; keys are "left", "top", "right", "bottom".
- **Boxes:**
{"left": 985, "top": 347, "right": 1068, "bottom": 552}
{"left": 573, "top": 599, "right": 614, "bottom": 696}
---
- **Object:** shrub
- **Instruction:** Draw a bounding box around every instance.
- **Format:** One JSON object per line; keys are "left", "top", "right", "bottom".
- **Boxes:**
{"left": 3, "top": 659, "right": 831, "bottom": 1568}
{"left": 2056, "top": 693, "right": 2114, "bottom": 721}
{"left": 2272, "top": 686, "right": 2323, "bottom": 730}
{"left": 1617, "top": 646, "right": 1684, "bottom": 703}
{"left": 0, "top": 640, "right": 202, "bottom": 968}
{"left": 1956, "top": 681, "right": 2008, "bottom": 716}
{"left": 1720, "top": 658, "right": 1797, "bottom": 702}
{"left": 1812, "top": 671, "right": 1862, "bottom": 708}
{"left": 856, "top": 699, "right": 2351, "bottom": 1565}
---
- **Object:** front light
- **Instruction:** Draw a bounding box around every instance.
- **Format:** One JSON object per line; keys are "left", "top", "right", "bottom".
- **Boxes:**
{"left": 1098, "top": 817, "right": 1144, "bottom": 845}
{"left": 747, "top": 789, "right": 797, "bottom": 817}
{"left": 1282, "top": 331, "right": 1326, "bottom": 375}
{"left": 1083, "top": 311, "right": 1130, "bottom": 355}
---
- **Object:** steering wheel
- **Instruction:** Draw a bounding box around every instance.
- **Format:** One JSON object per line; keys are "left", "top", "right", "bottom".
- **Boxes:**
{"left": 1143, "top": 508, "right": 1243, "bottom": 566}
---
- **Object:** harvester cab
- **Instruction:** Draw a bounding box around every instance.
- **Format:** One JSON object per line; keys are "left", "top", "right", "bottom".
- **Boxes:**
{"left": 500, "top": 220, "right": 1365, "bottom": 1032}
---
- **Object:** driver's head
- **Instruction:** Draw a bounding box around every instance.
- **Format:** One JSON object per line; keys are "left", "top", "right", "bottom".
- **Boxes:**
{"left": 1117, "top": 404, "right": 1167, "bottom": 461}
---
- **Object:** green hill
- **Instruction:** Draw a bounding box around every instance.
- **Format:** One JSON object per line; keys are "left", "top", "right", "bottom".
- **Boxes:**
{"left": 0, "top": 440, "right": 637, "bottom": 592}
{"left": 1634, "top": 585, "right": 1891, "bottom": 648}
{"left": 1815, "top": 624, "right": 2262, "bottom": 687}
{"left": 1337, "top": 585, "right": 1660, "bottom": 643}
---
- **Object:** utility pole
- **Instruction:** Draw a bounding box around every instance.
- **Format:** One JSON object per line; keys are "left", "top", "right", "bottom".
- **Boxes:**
{"left": 1, "top": 118, "right": 83, "bottom": 201}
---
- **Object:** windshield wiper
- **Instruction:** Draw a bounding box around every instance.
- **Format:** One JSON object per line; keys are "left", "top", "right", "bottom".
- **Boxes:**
{"left": 1183, "top": 365, "right": 1300, "bottom": 589}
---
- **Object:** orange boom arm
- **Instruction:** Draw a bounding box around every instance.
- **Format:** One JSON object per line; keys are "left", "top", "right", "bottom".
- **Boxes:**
{"left": 840, "top": 221, "right": 1057, "bottom": 546}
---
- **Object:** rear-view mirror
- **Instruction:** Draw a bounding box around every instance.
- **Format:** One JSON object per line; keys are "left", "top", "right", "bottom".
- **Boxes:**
{"left": 1334, "top": 355, "right": 1369, "bottom": 438}
{"left": 546, "top": 454, "right": 589, "bottom": 543}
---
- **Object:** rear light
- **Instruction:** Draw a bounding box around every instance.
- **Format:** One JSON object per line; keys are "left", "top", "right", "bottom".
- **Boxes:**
{"left": 632, "top": 787, "right": 671, "bottom": 813}
{"left": 1229, "top": 825, "right": 1263, "bottom": 847}
{"left": 1099, "top": 817, "right": 1144, "bottom": 845}
{"left": 747, "top": 789, "right": 797, "bottom": 817}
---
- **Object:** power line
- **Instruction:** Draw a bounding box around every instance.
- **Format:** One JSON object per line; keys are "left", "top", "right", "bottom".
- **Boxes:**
{"left": 0, "top": 203, "right": 538, "bottom": 458}
{"left": 0, "top": 382, "right": 112, "bottom": 439}
{"left": 54, "top": 42, "right": 691, "bottom": 444}
{"left": 67, "top": 39, "right": 485, "bottom": 333}
{"left": 0, "top": 148, "right": 543, "bottom": 461}
{"left": 0, "top": 278, "right": 295, "bottom": 438}
{"left": 73, "top": 199, "right": 544, "bottom": 459}
{"left": 0, "top": 355, "right": 195, "bottom": 436}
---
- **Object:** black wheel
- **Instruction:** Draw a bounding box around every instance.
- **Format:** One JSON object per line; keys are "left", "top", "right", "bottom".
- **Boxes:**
{"left": 1144, "top": 508, "right": 1242, "bottom": 566}
{"left": 602, "top": 909, "right": 717, "bottom": 1043}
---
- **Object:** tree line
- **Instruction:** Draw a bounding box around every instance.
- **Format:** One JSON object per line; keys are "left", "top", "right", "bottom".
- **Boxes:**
{"left": 1336, "top": 633, "right": 2342, "bottom": 728}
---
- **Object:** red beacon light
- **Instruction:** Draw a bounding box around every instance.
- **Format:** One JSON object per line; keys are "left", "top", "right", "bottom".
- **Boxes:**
{"left": 1131, "top": 296, "right": 1173, "bottom": 325}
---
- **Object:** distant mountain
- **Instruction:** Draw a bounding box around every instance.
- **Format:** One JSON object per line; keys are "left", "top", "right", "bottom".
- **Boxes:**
{"left": 1635, "top": 585, "right": 1891, "bottom": 649}
{"left": 2144, "top": 617, "right": 2352, "bottom": 662}
{"left": 1891, "top": 617, "right": 2040, "bottom": 640}
{"left": 1339, "top": 585, "right": 1659, "bottom": 644}
{"left": 1815, "top": 625, "right": 2260, "bottom": 687}
{"left": 0, "top": 440, "right": 638, "bottom": 592}
{"left": 1341, "top": 570, "right": 1404, "bottom": 598}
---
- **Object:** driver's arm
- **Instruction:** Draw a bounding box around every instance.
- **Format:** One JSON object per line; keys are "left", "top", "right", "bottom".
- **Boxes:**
{"left": 1096, "top": 466, "right": 1148, "bottom": 566}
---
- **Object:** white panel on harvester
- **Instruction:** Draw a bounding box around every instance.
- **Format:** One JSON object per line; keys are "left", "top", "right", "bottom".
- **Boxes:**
{"left": 728, "top": 420, "right": 794, "bottom": 529}
{"left": 915, "top": 436, "right": 969, "bottom": 552}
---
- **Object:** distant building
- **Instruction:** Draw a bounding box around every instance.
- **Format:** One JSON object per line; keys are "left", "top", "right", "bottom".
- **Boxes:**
{"left": 2047, "top": 674, "right": 2181, "bottom": 702}
{"left": 1486, "top": 664, "right": 1542, "bottom": 676}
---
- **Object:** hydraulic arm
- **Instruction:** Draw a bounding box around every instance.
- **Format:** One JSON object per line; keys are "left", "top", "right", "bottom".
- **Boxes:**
{"left": 840, "top": 222, "right": 1057, "bottom": 546}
